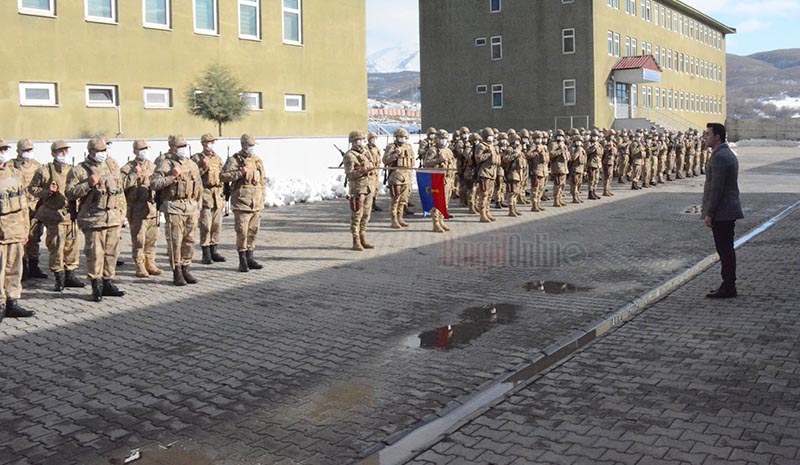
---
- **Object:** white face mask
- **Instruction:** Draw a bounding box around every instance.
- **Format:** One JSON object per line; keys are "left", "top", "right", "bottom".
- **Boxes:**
{"left": 356, "top": 140, "right": 366, "bottom": 147}
{"left": 206, "top": 143, "right": 215, "bottom": 152}
{"left": 500, "top": 140, "right": 508, "bottom": 146}
{"left": 246, "top": 146, "right": 256, "bottom": 156}
{"left": 21, "top": 150, "right": 35, "bottom": 160}
{"left": 592, "top": 137, "right": 598, "bottom": 141}
{"left": 438, "top": 139, "right": 448, "bottom": 147}
{"left": 137, "top": 150, "right": 148, "bottom": 160}
{"left": 55, "top": 155, "right": 67, "bottom": 164}
{"left": 535, "top": 138, "right": 542, "bottom": 144}
{"left": 368, "top": 139, "right": 376, "bottom": 145}
{"left": 428, "top": 134, "right": 435, "bottom": 140}
{"left": 176, "top": 147, "right": 189, "bottom": 158}
{"left": 486, "top": 136, "right": 495, "bottom": 143}
{"left": 397, "top": 137, "right": 407, "bottom": 144}
{"left": 522, "top": 138, "right": 529, "bottom": 145}
{"left": 0, "top": 150, "right": 11, "bottom": 164}
{"left": 94, "top": 151, "right": 108, "bottom": 163}
{"left": 576, "top": 141, "right": 583, "bottom": 147}
{"left": 462, "top": 134, "right": 469, "bottom": 140}
{"left": 557, "top": 137, "right": 565, "bottom": 142}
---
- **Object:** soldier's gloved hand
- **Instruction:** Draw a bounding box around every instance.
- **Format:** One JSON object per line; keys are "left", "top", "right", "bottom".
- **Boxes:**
{"left": 88, "top": 174, "right": 101, "bottom": 187}
{"left": 241, "top": 166, "right": 249, "bottom": 177}
{"left": 171, "top": 166, "right": 182, "bottom": 179}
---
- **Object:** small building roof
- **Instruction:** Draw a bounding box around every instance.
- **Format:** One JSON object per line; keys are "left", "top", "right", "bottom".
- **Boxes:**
{"left": 611, "top": 55, "right": 662, "bottom": 72}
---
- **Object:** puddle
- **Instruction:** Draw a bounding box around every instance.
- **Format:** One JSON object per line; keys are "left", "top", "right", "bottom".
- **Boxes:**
{"left": 404, "top": 304, "right": 519, "bottom": 351}
{"left": 524, "top": 281, "right": 591, "bottom": 294}
{"left": 109, "top": 447, "right": 214, "bottom": 465}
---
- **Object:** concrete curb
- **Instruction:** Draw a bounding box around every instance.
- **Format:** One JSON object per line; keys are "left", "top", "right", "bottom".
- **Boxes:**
{"left": 355, "top": 198, "right": 800, "bottom": 465}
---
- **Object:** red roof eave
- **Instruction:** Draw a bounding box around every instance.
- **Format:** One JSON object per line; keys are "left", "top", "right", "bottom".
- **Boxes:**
{"left": 611, "top": 55, "right": 662, "bottom": 72}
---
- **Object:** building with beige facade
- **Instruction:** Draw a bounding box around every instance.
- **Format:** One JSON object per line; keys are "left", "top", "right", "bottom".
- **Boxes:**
{"left": 419, "top": 0, "right": 735, "bottom": 132}
{"left": 2, "top": 0, "right": 366, "bottom": 140}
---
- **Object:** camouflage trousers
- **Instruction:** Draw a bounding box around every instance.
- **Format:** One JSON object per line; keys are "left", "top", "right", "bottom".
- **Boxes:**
{"left": 129, "top": 216, "right": 159, "bottom": 267}
{"left": 44, "top": 222, "right": 80, "bottom": 272}
{"left": 234, "top": 210, "right": 261, "bottom": 252}
{"left": 83, "top": 226, "right": 121, "bottom": 280}
{"left": 0, "top": 242, "right": 23, "bottom": 300}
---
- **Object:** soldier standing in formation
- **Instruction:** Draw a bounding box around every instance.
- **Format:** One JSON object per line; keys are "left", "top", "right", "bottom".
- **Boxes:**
{"left": 14, "top": 139, "right": 48, "bottom": 281}
{"left": 151, "top": 135, "right": 202, "bottom": 286}
{"left": 383, "top": 128, "right": 415, "bottom": 229}
{"left": 29, "top": 141, "right": 85, "bottom": 291}
{"left": 569, "top": 134, "right": 587, "bottom": 204}
{"left": 474, "top": 127, "right": 500, "bottom": 223}
{"left": 526, "top": 131, "right": 549, "bottom": 212}
{"left": 454, "top": 127, "right": 475, "bottom": 213}
{"left": 586, "top": 130, "right": 603, "bottom": 200}
{"left": 0, "top": 138, "right": 35, "bottom": 320}
{"left": 421, "top": 130, "right": 454, "bottom": 232}
{"left": 366, "top": 132, "right": 383, "bottom": 212}
{"left": 193, "top": 133, "right": 227, "bottom": 265}
{"left": 418, "top": 127, "right": 436, "bottom": 167}
{"left": 120, "top": 139, "right": 162, "bottom": 278}
{"left": 549, "top": 130, "right": 569, "bottom": 207}
{"left": 602, "top": 131, "right": 618, "bottom": 197}
{"left": 220, "top": 135, "right": 266, "bottom": 271}
{"left": 66, "top": 137, "right": 126, "bottom": 302}
{"left": 501, "top": 132, "right": 525, "bottom": 217}
{"left": 343, "top": 131, "right": 376, "bottom": 249}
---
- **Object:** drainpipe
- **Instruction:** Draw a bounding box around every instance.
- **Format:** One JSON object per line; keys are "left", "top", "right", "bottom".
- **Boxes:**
{"left": 115, "top": 105, "right": 123, "bottom": 138}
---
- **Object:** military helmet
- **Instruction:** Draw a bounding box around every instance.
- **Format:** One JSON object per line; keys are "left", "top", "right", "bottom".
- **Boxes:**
{"left": 509, "top": 133, "right": 520, "bottom": 144}
{"left": 591, "top": 129, "right": 600, "bottom": 137}
{"left": 459, "top": 126, "right": 470, "bottom": 134}
{"left": 469, "top": 133, "right": 482, "bottom": 143}
{"left": 426, "top": 127, "right": 437, "bottom": 135}
{"left": 556, "top": 129, "right": 566, "bottom": 137}
{"left": 519, "top": 129, "right": 531, "bottom": 138}
{"left": 507, "top": 128, "right": 517, "bottom": 136}
{"left": 480, "top": 127, "right": 494, "bottom": 139}
{"left": 394, "top": 128, "right": 409, "bottom": 138}
{"left": 349, "top": 130, "right": 366, "bottom": 143}
{"left": 497, "top": 132, "right": 509, "bottom": 141}
{"left": 572, "top": 134, "right": 584, "bottom": 143}
{"left": 436, "top": 129, "right": 449, "bottom": 139}
{"left": 367, "top": 131, "right": 378, "bottom": 140}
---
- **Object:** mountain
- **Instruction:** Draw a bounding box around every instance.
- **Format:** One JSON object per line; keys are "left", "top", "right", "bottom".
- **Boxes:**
{"left": 367, "top": 46, "right": 420, "bottom": 73}
{"left": 727, "top": 49, "right": 800, "bottom": 118}
{"left": 368, "top": 72, "right": 420, "bottom": 102}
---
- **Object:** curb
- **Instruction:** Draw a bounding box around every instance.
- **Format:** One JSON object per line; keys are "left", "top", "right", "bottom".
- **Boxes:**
{"left": 355, "top": 198, "right": 800, "bottom": 465}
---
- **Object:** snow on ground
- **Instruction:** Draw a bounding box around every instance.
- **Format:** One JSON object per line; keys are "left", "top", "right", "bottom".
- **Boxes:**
{"left": 24, "top": 135, "right": 420, "bottom": 208}
{"left": 765, "top": 96, "right": 800, "bottom": 110}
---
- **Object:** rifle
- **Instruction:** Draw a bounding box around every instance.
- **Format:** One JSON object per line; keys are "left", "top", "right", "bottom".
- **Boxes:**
{"left": 223, "top": 147, "right": 231, "bottom": 217}
{"left": 67, "top": 155, "right": 79, "bottom": 240}
{"left": 334, "top": 144, "right": 348, "bottom": 188}
{"left": 154, "top": 151, "right": 163, "bottom": 226}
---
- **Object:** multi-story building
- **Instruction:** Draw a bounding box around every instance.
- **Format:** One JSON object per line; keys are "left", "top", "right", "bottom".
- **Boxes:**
{"left": 419, "top": 0, "right": 735, "bottom": 132}
{"left": 2, "top": 0, "right": 366, "bottom": 139}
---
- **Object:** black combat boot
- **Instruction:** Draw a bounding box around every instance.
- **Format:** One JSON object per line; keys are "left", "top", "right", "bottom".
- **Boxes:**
{"left": 209, "top": 245, "right": 226, "bottom": 262}
{"left": 91, "top": 279, "right": 103, "bottom": 302}
{"left": 238, "top": 252, "right": 249, "bottom": 272}
{"left": 173, "top": 267, "right": 187, "bottom": 286}
{"left": 64, "top": 270, "right": 86, "bottom": 288}
{"left": 245, "top": 250, "right": 263, "bottom": 270}
{"left": 101, "top": 279, "right": 125, "bottom": 297}
{"left": 28, "top": 258, "right": 48, "bottom": 279}
{"left": 181, "top": 265, "right": 198, "bottom": 284}
{"left": 201, "top": 246, "right": 212, "bottom": 265}
{"left": 53, "top": 271, "right": 65, "bottom": 292}
{"left": 22, "top": 258, "right": 29, "bottom": 281}
{"left": 5, "top": 300, "right": 34, "bottom": 318}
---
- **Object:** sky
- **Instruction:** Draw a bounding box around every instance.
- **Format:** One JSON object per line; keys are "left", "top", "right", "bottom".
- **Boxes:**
{"left": 366, "top": 0, "right": 799, "bottom": 56}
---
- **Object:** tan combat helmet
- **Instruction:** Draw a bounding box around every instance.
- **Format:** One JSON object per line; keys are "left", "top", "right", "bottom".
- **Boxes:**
{"left": 555, "top": 129, "right": 566, "bottom": 138}
{"left": 509, "top": 132, "right": 520, "bottom": 145}
{"left": 497, "top": 132, "right": 509, "bottom": 146}
{"left": 367, "top": 131, "right": 378, "bottom": 144}
{"left": 459, "top": 126, "right": 470, "bottom": 135}
{"left": 349, "top": 130, "right": 366, "bottom": 143}
{"left": 394, "top": 127, "right": 409, "bottom": 139}
{"left": 480, "top": 127, "right": 495, "bottom": 140}
{"left": 519, "top": 129, "right": 531, "bottom": 138}
{"left": 507, "top": 128, "right": 517, "bottom": 137}
{"left": 436, "top": 129, "right": 449, "bottom": 139}
{"left": 426, "top": 127, "right": 437, "bottom": 139}
{"left": 87, "top": 136, "right": 108, "bottom": 153}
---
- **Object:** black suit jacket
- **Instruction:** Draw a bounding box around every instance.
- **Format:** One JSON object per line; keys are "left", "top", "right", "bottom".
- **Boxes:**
{"left": 702, "top": 143, "right": 744, "bottom": 222}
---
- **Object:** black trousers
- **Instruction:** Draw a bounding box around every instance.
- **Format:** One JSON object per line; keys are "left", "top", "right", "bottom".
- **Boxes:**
{"left": 712, "top": 220, "right": 736, "bottom": 288}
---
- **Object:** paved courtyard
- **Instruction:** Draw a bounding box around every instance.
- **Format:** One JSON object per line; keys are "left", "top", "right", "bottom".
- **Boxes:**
{"left": 1, "top": 146, "right": 798, "bottom": 465}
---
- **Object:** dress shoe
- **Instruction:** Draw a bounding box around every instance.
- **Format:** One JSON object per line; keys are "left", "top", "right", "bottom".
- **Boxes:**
{"left": 706, "top": 287, "right": 737, "bottom": 299}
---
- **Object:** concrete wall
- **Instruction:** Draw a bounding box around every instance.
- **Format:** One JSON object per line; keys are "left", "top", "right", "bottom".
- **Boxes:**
{"left": 1, "top": 0, "right": 367, "bottom": 139}
{"left": 728, "top": 118, "right": 800, "bottom": 142}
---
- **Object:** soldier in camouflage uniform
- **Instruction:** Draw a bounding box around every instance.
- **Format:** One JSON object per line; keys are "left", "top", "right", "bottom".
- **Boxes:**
{"left": 342, "top": 131, "right": 376, "bottom": 249}
{"left": 383, "top": 128, "right": 415, "bottom": 229}
{"left": 585, "top": 129, "right": 603, "bottom": 200}
{"left": 418, "top": 127, "right": 437, "bottom": 167}
{"left": 454, "top": 127, "right": 475, "bottom": 212}
{"left": 474, "top": 127, "right": 500, "bottom": 222}
{"left": 549, "top": 130, "right": 569, "bottom": 207}
{"left": 501, "top": 132, "right": 525, "bottom": 217}
{"left": 192, "top": 133, "right": 227, "bottom": 265}
{"left": 601, "top": 130, "right": 617, "bottom": 197}
{"left": 366, "top": 132, "right": 383, "bottom": 212}
{"left": 526, "top": 131, "right": 549, "bottom": 212}
{"left": 120, "top": 139, "right": 162, "bottom": 278}
{"left": 569, "top": 134, "right": 587, "bottom": 203}
{"left": 13, "top": 139, "right": 47, "bottom": 280}
{"left": 422, "top": 130, "right": 455, "bottom": 232}
{"left": 629, "top": 131, "right": 645, "bottom": 190}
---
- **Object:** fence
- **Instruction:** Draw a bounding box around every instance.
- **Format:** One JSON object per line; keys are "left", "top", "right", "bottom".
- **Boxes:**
{"left": 727, "top": 118, "right": 800, "bottom": 141}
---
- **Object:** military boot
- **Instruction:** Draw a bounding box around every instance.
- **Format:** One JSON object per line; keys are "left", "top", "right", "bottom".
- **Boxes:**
{"left": 508, "top": 200, "right": 518, "bottom": 217}
{"left": 439, "top": 218, "right": 451, "bottom": 232}
{"left": 390, "top": 204, "right": 402, "bottom": 229}
{"left": 28, "top": 258, "right": 48, "bottom": 279}
{"left": 487, "top": 206, "right": 497, "bottom": 222}
{"left": 432, "top": 217, "right": 444, "bottom": 233}
{"left": 201, "top": 246, "right": 213, "bottom": 265}
{"left": 479, "top": 206, "right": 492, "bottom": 223}
{"left": 5, "top": 300, "right": 34, "bottom": 318}
{"left": 101, "top": 279, "right": 125, "bottom": 297}
{"left": 245, "top": 250, "right": 263, "bottom": 270}
{"left": 468, "top": 202, "right": 477, "bottom": 214}
{"left": 53, "top": 271, "right": 65, "bottom": 292}
{"left": 209, "top": 245, "right": 226, "bottom": 262}
{"left": 238, "top": 251, "right": 250, "bottom": 271}
{"left": 145, "top": 257, "right": 163, "bottom": 276}
{"left": 91, "top": 279, "right": 104, "bottom": 301}
{"left": 397, "top": 204, "right": 410, "bottom": 227}
{"left": 352, "top": 234, "right": 364, "bottom": 251}
{"left": 64, "top": 270, "right": 86, "bottom": 288}
{"left": 360, "top": 233, "right": 375, "bottom": 249}
{"left": 181, "top": 265, "right": 198, "bottom": 284}
{"left": 173, "top": 267, "right": 187, "bottom": 286}
{"left": 135, "top": 261, "right": 149, "bottom": 278}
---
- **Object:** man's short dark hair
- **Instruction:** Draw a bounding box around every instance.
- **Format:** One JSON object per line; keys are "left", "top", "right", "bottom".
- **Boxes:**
{"left": 706, "top": 123, "right": 726, "bottom": 143}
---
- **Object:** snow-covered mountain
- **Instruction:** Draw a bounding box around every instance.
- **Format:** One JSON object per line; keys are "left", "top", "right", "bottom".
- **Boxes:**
{"left": 367, "top": 46, "right": 420, "bottom": 73}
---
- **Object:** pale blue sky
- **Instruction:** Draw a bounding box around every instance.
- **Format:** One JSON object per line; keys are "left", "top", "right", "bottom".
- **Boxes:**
{"left": 366, "top": 0, "right": 798, "bottom": 56}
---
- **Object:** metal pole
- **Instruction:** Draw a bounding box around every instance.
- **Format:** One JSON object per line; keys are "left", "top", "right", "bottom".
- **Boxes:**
{"left": 115, "top": 105, "right": 123, "bottom": 138}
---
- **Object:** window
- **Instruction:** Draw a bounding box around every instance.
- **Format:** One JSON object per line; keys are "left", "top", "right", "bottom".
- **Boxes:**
{"left": 143, "top": 0, "right": 170, "bottom": 29}
{"left": 647, "top": 87, "right": 652, "bottom": 108}
{"left": 625, "top": 37, "right": 631, "bottom": 56}
{"left": 668, "top": 90, "right": 672, "bottom": 110}
{"left": 492, "top": 84, "right": 503, "bottom": 109}
{"left": 646, "top": 43, "right": 651, "bottom": 56}
{"left": 667, "top": 49, "right": 672, "bottom": 69}
{"left": 239, "top": 0, "right": 260, "bottom": 39}
{"left": 679, "top": 15, "right": 683, "bottom": 35}
{"left": 143, "top": 87, "right": 172, "bottom": 108}
{"left": 18, "top": 0, "right": 55, "bottom": 16}
{"left": 194, "top": 0, "right": 218, "bottom": 35}
{"left": 632, "top": 84, "right": 638, "bottom": 107}
{"left": 239, "top": 91, "right": 262, "bottom": 110}
{"left": 562, "top": 29, "right": 575, "bottom": 54}
{"left": 631, "top": 38, "right": 637, "bottom": 54}
{"left": 19, "top": 82, "right": 58, "bottom": 106}
{"left": 192, "top": 90, "right": 204, "bottom": 108}
{"left": 491, "top": 36, "right": 502, "bottom": 60}
{"left": 86, "top": 0, "right": 116, "bottom": 23}
{"left": 641, "top": 41, "right": 646, "bottom": 55}
{"left": 607, "top": 81, "right": 614, "bottom": 105}
{"left": 661, "top": 49, "right": 666, "bottom": 67}
{"left": 654, "top": 46, "right": 659, "bottom": 64}
{"left": 641, "top": 86, "right": 647, "bottom": 108}
{"left": 607, "top": 31, "right": 613, "bottom": 55}
{"left": 641, "top": 0, "right": 645, "bottom": 19}
{"left": 563, "top": 79, "right": 576, "bottom": 106}
{"left": 476, "top": 85, "right": 488, "bottom": 94}
{"left": 283, "top": 0, "right": 302, "bottom": 44}
{"left": 655, "top": 88, "right": 659, "bottom": 109}
{"left": 661, "top": 5, "right": 665, "bottom": 27}
{"left": 284, "top": 94, "right": 305, "bottom": 112}
{"left": 613, "top": 0, "right": 619, "bottom": 9}
{"left": 490, "top": 0, "right": 501, "bottom": 13}
{"left": 645, "top": 0, "right": 651, "bottom": 21}
{"left": 654, "top": 3, "right": 658, "bottom": 25}
{"left": 85, "top": 84, "right": 118, "bottom": 107}
{"left": 662, "top": 89, "right": 667, "bottom": 108}
{"left": 475, "top": 37, "right": 487, "bottom": 47}
{"left": 614, "top": 33, "right": 620, "bottom": 57}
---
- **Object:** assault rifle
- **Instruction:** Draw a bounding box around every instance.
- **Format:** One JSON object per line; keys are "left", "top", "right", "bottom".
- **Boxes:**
{"left": 223, "top": 147, "right": 231, "bottom": 216}
{"left": 334, "top": 144, "right": 348, "bottom": 188}
{"left": 67, "top": 155, "right": 79, "bottom": 240}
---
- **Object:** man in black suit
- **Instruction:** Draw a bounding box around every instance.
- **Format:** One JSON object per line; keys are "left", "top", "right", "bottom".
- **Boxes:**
{"left": 702, "top": 123, "right": 744, "bottom": 298}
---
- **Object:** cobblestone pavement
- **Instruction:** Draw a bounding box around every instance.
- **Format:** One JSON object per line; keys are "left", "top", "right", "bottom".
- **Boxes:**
{"left": 0, "top": 147, "right": 798, "bottom": 465}
{"left": 405, "top": 184, "right": 800, "bottom": 465}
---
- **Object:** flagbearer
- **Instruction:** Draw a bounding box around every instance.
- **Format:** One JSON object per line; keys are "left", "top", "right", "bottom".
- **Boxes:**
{"left": 422, "top": 129, "right": 454, "bottom": 233}
{"left": 343, "top": 131, "right": 376, "bottom": 251}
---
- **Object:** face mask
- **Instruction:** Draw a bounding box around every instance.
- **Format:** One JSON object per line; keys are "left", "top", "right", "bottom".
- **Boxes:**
{"left": 500, "top": 140, "right": 508, "bottom": 146}
{"left": 368, "top": 139, "right": 376, "bottom": 145}
{"left": 56, "top": 155, "right": 67, "bottom": 164}
{"left": 486, "top": 136, "right": 495, "bottom": 143}
{"left": 557, "top": 137, "right": 565, "bottom": 142}
{"left": 21, "top": 150, "right": 35, "bottom": 160}
{"left": 93, "top": 151, "right": 108, "bottom": 163}
{"left": 535, "top": 139, "right": 542, "bottom": 144}
{"left": 246, "top": 146, "right": 256, "bottom": 156}
{"left": 462, "top": 134, "right": 469, "bottom": 140}
{"left": 176, "top": 147, "right": 189, "bottom": 158}
{"left": 206, "top": 143, "right": 215, "bottom": 152}
{"left": 576, "top": 141, "right": 583, "bottom": 147}
{"left": 592, "top": 137, "right": 598, "bottom": 141}
{"left": 137, "top": 150, "right": 148, "bottom": 160}
{"left": 439, "top": 138, "right": 448, "bottom": 146}
{"left": 522, "top": 138, "right": 529, "bottom": 145}
{"left": 0, "top": 150, "right": 11, "bottom": 164}
{"left": 356, "top": 140, "right": 366, "bottom": 147}
{"left": 397, "top": 137, "right": 407, "bottom": 144}
{"left": 428, "top": 134, "right": 435, "bottom": 140}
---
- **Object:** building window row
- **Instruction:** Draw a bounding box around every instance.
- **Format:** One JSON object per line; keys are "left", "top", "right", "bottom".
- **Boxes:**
{"left": 17, "top": 81, "right": 305, "bottom": 112}
{"left": 607, "top": 31, "right": 621, "bottom": 57}
{"left": 623, "top": 37, "right": 724, "bottom": 83}
{"left": 17, "top": 0, "right": 303, "bottom": 44}
{"left": 638, "top": 85, "right": 723, "bottom": 114}
{"left": 608, "top": 0, "right": 724, "bottom": 51}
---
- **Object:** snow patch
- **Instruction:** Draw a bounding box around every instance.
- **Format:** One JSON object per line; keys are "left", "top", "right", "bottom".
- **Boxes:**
{"left": 368, "top": 45, "right": 420, "bottom": 73}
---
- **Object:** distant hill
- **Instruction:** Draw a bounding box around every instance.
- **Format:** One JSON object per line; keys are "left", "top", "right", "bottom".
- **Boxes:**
{"left": 368, "top": 72, "right": 420, "bottom": 102}
{"left": 367, "top": 46, "right": 420, "bottom": 73}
